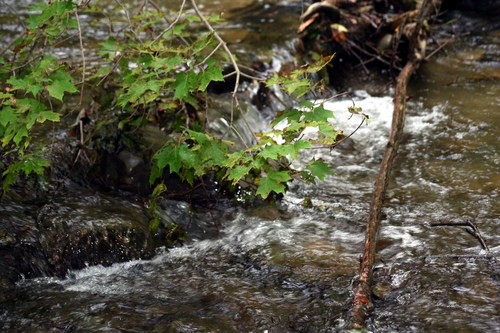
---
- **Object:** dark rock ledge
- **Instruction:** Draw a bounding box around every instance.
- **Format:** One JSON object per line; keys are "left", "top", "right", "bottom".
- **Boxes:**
{"left": 0, "top": 190, "right": 155, "bottom": 301}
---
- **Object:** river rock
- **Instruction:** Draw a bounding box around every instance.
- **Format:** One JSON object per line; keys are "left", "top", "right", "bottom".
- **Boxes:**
{"left": 36, "top": 192, "right": 155, "bottom": 277}
{"left": 0, "top": 211, "right": 52, "bottom": 300}
{"left": 0, "top": 190, "right": 156, "bottom": 293}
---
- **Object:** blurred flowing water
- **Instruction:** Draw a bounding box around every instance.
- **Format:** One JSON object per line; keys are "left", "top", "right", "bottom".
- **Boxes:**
{"left": 1, "top": 1, "right": 499, "bottom": 332}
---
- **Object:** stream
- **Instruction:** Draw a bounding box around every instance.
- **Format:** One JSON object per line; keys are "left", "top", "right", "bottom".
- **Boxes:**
{"left": 1, "top": 1, "right": 499, "bottom": 332}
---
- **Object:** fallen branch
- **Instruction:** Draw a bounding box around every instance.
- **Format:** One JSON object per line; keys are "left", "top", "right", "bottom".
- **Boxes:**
{"left": 424, "top": 36, "right": 454, "bottom": 61}
{"left": 430, "top": 219, "right": 495, "bottom": 257}
{"left": 350, "top": 0, "right": 442, "bottom": 328}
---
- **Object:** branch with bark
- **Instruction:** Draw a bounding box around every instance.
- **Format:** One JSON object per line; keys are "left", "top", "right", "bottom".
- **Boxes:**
{"left": 350, "top": 0, "right": 443, "bottom": 328}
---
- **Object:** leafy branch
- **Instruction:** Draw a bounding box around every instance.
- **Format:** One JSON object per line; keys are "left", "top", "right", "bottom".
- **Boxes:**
{"left": 150, "top": 64, "right": 368, "bottom": 199}
{"left": 0, "top": 0, "right": 365, "bottom": 203}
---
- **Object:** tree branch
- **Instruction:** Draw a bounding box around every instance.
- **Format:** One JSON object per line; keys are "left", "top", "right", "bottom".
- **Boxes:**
{"left": 74, "top": 9, "right": 86, "bottom": 107}
{"left": 189, "top": 0, "right": 241, "bottom": 114}
{"left": 430, "top": 219, "right": 495, "bottom": 257}
{"left": 350, "top": 0, "right": 442, "bottom": 328}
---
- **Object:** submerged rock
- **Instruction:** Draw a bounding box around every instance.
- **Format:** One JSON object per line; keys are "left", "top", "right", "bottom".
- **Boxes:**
{"left": 36, "top": 195, "right": 154, "bottom": 276}
{"left": 0, "top": 190, "right": 156, "bottom": 293}
{"left": 0, "top": 211, "right": 51, "bottom": 300}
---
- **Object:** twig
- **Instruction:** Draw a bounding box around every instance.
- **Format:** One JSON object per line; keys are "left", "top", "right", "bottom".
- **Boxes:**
{"left": 152, "top": 0, "right": 187, "bottom": 44}
{"left": 330, "top": 116, "right": 365, "bottom": 149}
{"left": 114, "top": 0, "right": 143, "bottom": 44}
{"left": 347, "top": 40, "right": 393, "bottom": 68}
{"left": 189, "top": 0, "right": 241, "bottom": 119}
{"left": 9, "top": 55, "right": 44, "bottom": 73}
{"left": 321, "top": 91, "right": 350, "bottom": 103}
{"left": 164, "top": 183, "right": 203, "bottom": 198}
{"left": 424, "top": 36, "right": 453, "bottom": 61}
{"left": 74, "top": 10, "right": 86, "bottom": 107}
{"left": 148, "top": 0, "right": 191, "bottom": 47}
{"left": 198, "top": 41, "right": 223, "bottom": 66}
{"left": 96, "top": 54, "right": 123, "bottom": 87}
{"left": 430, "top": 219, "right": 493, "bottom": 255}
{"left": 0, "top": 32, "right": 24, "bottom": 57}
{"left": 189, "top": 0, "right": 261, "bottom": 148}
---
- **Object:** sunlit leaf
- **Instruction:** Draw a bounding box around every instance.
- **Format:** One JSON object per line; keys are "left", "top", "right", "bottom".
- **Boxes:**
{"left": 227, "top": 165, "right": 252, "bottom": 185}
{"left": 306, "top": 159, "right": 333, "bottom": 181}
{"left": 303, "top": 105, "right": 334, "bottom": 122}
{"left": 256, "top": 170, "right": 292, "bottom": 199}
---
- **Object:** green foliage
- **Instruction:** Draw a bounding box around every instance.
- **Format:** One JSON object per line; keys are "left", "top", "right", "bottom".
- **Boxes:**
{"left": 2, "top": 153, "right": 49, "bottom": 192}
{"left": 148, "top": 183, "right": 168, "bottom": 231}
{"left": 306, "top": 160, "right": 333, "bottom": 181}
{"left": 0, "top": 0, "right": 225, "bottom": 191}
{"left": 1, "top": 0, "right": 363, "bottom": 202}
{"left": 149, "top": 59, "right": 347, "bottom": 199}
{"left": 266, "top": 55, "right": 334, "bottom": 97}
{"left": 0, "top": 0, "right": 81, "bottom": 191}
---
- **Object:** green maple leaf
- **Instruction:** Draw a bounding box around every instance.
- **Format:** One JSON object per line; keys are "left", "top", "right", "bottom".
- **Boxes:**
{"left": 2, "top": 154, "right": 49, "bottom": 192}
{"left": 198, "top": 59, "right": 224, "bottom": 91}
{"left": 259, "top": 140, "right": 311, "bottom": 160}
{"left": 299, "top": 100, "right": 314, "bottom": 108}
{"left": 20, "top": 155, "right": 50, "bottom": 174}
{"left": 149, "top": 164, "right": 162, "bottom": 184}
{"left": 151, "top": 55, "right": 183, "bottom": 71}
{"left": 318, "top": 124, "right": 337, "bottom": 138}
{"left": 283, "top": 77, "right": 309, "bottom": 97}
{"left": 289, "top": 140, "right": 311, "bottom": 158}
{"left": 150, "top": 144, "right": 202, "bottom": 184}
{"left": 7, "top": 77, "right": 44, "bottom": 96}
{"left": 47, "top": 71, "right": 77, "bottom": 101}
{"left": 127, "top": 80, "right": 162, "bottom": 104}
{"left": 265, "top": 72, "right": 282, "bottom": 87}
{"left": 173, "top": 71, "right": 197, "bottom": 100}
{"left": 98, "top": 37, "right": 121, "bottom": 60}
{"left": 192, "top": 33, "right": 214, "bottom": 53}
{"left": 303, "top": 105, "right": 334, "bottom": 122}
{"left": 27, "top": 84, "right": 45, "bottom": 97}
{"left": 36, "top": 111, "right": 60, "bottom": 123}
{"left": 178, "top": 145, "right": 198, "bottom": 169}
{"left": 0, "top": 107, "right": 19, "bottom": 126}
{"left": 306, "top": 159, "right": 333, "bottom": 181}
{"left": 258, "top": 144, "right": 282, "bottom": 160}
{"left": 227, "top": 165, "right": 252, "bottom": 185}
{"left": 303, "top": 54, "right": 334, "bottom": 73}
{"left": 38, "top": 56, "right": 58, "bottom": 70}
{"left": 153, "top": 145, "right": 181, "bottom": 174}
{"left": 256, "top": 170, "right": 291, "bottom": 199}
{"left": 13, "top": 126, "right": 28, "bottom": 146}
{"left": 203, "top": 141, "right": 227, "bottom": 166}
{"left": 223, "top": 151, "right": 245, "bottom": 168}
{"left": 271, "top": 108, "right": 302, "bottom": 127}
{"left": 186, "top": 129, "right": 210, "bottom": 144}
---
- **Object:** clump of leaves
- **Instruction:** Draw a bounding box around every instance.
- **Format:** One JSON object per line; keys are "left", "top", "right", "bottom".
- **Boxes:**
{"left": 0, "top": 1, "right": 225, "bottom": 192}
{"left": 149, "top": 58, "right": 353, "bottom": 199}
{"left": 1, "top": 1, "right": 79, "bottom": 192}
{"left": 1, "top": 0, "right": 366, "bottom": 205}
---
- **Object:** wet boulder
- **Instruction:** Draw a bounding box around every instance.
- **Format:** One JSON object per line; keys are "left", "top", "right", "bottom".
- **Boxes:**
{"left": 36, "top": 192, "right": 155, "bottom": 277}
{"left": 0, "top": 211, "right": 52, "bottom": 301}
{"left": 0, "top": 190, "right": 156, "bottom": 294}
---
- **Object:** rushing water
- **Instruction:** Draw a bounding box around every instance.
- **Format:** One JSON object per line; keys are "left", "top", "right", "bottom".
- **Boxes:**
{"left": 1, "top": 2, "right": 499, "bottom": 332}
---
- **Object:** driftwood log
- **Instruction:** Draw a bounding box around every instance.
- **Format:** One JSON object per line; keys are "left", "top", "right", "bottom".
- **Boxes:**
{"left": 350, "top": 0, "right": 442, "bottom": 328}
